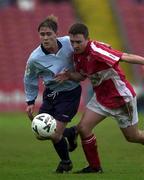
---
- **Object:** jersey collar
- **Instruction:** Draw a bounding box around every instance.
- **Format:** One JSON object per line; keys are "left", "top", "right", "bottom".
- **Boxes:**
{"left": 41, "top": 40, "right": 62, "bottom": 55}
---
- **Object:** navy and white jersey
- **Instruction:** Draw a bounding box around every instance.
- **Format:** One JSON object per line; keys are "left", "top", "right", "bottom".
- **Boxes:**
{"left": 24, "top": 36, "right": 79, "bottom": 103}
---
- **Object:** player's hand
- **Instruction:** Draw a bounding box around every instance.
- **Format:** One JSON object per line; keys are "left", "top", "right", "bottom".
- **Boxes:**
{"left": 26, "top": 104, "right": 34, "bottom": 121}
{"left": 55, "top": 69, "right": 70, "bottom": 83}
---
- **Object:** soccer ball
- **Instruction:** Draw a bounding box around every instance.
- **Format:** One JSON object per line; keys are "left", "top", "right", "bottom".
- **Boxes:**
{"left": 31, "top": 113, "right": 56, "bottom": 137}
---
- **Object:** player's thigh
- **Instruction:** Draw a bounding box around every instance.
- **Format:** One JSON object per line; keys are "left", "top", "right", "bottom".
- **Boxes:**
{"left": 120, "top": 123, "right": 139, "bottom": 141}
{"left": 78, "top": 108, "right": 105, "bottom": 135}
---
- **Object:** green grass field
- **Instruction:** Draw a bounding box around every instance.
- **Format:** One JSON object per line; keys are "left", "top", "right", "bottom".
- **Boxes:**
{"left": 0, "top": 112, "right": 144, "bottom": 180}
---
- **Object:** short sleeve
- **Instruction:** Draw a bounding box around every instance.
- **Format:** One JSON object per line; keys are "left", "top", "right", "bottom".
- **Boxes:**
{"left": 90, "top": 41, "right": 123, "bottom": 67}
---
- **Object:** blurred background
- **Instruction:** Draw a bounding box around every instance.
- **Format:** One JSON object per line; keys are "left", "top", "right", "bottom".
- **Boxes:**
{"left": 0, "top": 0, "right": 144, "bottom": 113}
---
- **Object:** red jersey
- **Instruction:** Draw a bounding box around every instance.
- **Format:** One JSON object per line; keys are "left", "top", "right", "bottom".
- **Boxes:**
{"left": 74, "top": 41, "right": 136, "bottom": 109}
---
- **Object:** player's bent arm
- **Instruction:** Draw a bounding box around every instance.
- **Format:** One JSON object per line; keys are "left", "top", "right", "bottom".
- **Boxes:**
{"left": 55, "top": 70, "right": 86, "bottom": 82}
{"left": 120, "top": 53, "right": 144, "bottom": 65}
{"left": 68, "top": 71, "right": 86, "bottom": 81}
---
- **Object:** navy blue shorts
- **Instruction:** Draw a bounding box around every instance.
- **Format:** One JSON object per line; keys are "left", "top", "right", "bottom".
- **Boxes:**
{"left": 39, "top": 85, "right": 81, "bottom": 122}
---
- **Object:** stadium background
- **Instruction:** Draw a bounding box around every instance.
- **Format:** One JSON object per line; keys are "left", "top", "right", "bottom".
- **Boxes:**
{"left": 0, "top": 0, "right": 144, "bottom": 112}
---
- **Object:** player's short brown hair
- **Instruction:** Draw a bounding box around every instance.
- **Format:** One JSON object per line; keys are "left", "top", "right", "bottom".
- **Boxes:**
{"left": 68, "top": 23, "right": 89, "bottom": 39}
{"left": 38, "top": 15, "right": 58, "bottom": 33}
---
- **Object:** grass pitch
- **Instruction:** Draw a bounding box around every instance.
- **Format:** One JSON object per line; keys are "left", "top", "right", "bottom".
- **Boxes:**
{"left": 0, "top": 112, "right": 144, "bottom": 180}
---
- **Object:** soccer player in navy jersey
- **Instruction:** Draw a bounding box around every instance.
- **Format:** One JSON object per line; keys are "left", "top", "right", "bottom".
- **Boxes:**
{"left": 24, "top": 15, "right": 82, "bottom": 173}
{"left": 55, "top": 23, "right": 144, "bottom": 173}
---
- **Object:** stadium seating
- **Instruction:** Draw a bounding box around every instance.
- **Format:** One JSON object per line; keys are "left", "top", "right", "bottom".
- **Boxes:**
{"left": 0, "top": 2, "right": 75, "bottom": 111}
{"left": 113, "top": 0, "right": 144, "bottom": 112}
{"left": 115, "top": 0, "right": 144, "bottom": 56}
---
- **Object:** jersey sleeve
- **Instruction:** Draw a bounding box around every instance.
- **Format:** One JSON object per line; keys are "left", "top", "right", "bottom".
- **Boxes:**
{"left": 90, "top": 41, "right": 123, "bottom": 67}
{"left": 23, "top": 59, "right": 39, "bottom": 104}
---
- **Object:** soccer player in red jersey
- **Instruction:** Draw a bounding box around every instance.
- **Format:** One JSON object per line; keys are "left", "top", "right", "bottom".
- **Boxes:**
{"left": 55, "top": 23, "right": 144, "bottom": 173}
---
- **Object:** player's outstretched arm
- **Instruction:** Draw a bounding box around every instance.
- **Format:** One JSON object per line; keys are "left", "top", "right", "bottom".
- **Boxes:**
{"left": 55, "top": 70, "right": 86, "bottom": 83}
{"left": 121, "top": 53, "right": 144, "bottom": 65}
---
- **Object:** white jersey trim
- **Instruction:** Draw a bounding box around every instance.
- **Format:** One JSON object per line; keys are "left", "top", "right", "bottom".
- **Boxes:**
{"left": 91, "top": 42, "right": 119, "bottom": 61}
{"left": 91, "top": 67, "right": 134, "bottom": 103}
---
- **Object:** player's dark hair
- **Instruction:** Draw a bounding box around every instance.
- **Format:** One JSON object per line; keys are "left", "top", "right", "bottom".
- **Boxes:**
{"left": 38, "top": 15, "right": 58, "bottom": 33}
{"left": 68, "top": 23, "right": 89, "bottom": 39}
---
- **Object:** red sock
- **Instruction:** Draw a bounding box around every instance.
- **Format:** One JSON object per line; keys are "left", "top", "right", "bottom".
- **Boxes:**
{"left": 82, "top": 134, "right": 101, "bottom": 169}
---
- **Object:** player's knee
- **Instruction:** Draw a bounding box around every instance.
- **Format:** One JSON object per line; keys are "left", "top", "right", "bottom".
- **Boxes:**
{"left": 77, "top": 123, "right": 85, "bottom": 133}
{"left": 77, "top": 123, "right": 91, "bottom": 138}
{"left": 125, "top": 134, "right": 137, "bottom": 142}
{"left": 51, "top": 132, "right": 63, "bottom": 143}
{"left": 125, "top": 136, "right": 133, "bottom": 142}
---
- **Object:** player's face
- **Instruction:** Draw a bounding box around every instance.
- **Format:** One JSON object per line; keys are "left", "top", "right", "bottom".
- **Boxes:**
{"left": 69, "top": 34, "right": 88, "bottom": 54}
{"left": 39, "top": 27, "right": 57, "bottom": 51}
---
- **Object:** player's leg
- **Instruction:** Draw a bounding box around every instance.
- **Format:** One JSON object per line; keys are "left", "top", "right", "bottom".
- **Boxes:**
{"left": 120, "top": 123, "right": 144, "bottom": 143}
{"left": 34, "top": 119, "right": 72, "bottom": 173}
{"left": 39, "top": 86, "right": 81, "bottom": 153}
{"left": 62, "top": 85, "right": 81, "bottom": 152}
{"left": 75, "top": 93, "right": 107, "bottom": 173}
{"left": 51, "top": 121, "right": 73, "bottom": 173}
{"left": 34, "top": 114, "right": 73, "bottom": 173}
{"left": 114, "top": 97, "right": 144, "bottom": 143}
{"left": 76, "top": 108, "right": 105, "bottom": 173}
{"left": 78, "top": 108, "right": 105, "bottom": 138}
{"left": 38, "top": 86, "right": 81, "bottom": 173}
{"left": 63, "top": 125, "right": 78, "bottom": 152}
{"left": 51, "top": 86, "right": 81, "bottom": 172}
{"left": 38, "top": 90, "right": 73, "bottom": 173}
